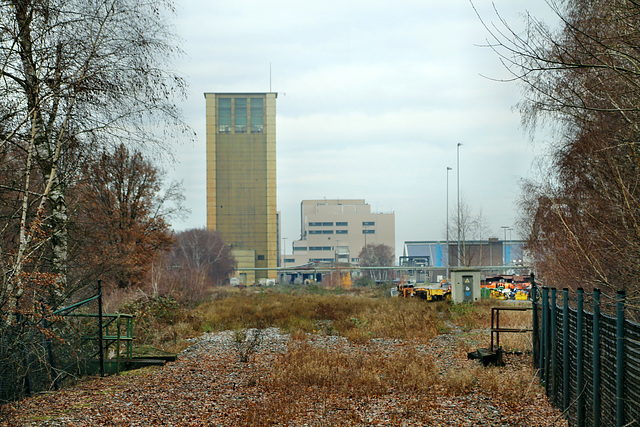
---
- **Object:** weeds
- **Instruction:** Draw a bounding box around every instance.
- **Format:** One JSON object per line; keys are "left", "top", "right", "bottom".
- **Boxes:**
{"left": 442, "top": 365, "right": 481, "bottom": 395}
{"left": 269, "top": 338, "right": 439, "bottom": 397}
{"left": 117, "top": 294, "right": 201, "bottom": 352}
{"left": 195, "top": 291, "right": 443, "bottom": 342}
{"left": 232, "top": 328, "right": 264, "bottom": 363}
{"left": 14, "top": 286, "right": 547, "bottom": 425}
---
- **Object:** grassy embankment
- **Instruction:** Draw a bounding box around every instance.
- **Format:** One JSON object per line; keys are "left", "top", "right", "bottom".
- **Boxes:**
{"left": 115, "top": 285, "right": 536, "bottom": 405}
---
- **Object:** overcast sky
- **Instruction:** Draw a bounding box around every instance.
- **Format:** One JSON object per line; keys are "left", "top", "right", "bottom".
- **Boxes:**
{"left": 165, "top": 0, "right": 558, "bottom": 259}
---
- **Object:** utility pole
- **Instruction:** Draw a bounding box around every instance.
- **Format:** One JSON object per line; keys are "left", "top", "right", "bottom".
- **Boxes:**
{"left": 457, "top": 143, "right": 462, "bottom": 267}
{"left": 446, "top": 166, "right": 452, "bottom": 279}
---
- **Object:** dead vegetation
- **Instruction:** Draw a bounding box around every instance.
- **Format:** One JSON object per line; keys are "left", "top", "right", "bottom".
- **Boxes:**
{"left": 2, "top": 287, "right": 566, "bottom": 426}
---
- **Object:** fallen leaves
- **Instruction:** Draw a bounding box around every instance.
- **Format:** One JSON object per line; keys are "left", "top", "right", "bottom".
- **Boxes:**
{"left": 2, "top": 326, "right": 568, "bottom": 426}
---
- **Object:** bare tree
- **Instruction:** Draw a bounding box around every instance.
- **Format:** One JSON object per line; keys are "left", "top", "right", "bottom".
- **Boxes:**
{"left": 359, "top": 244, "right": 395, "bottom": 282}
{"left": 157, "top": 228, "right": 236, "bottom": 304}
{"left": 0, "top": 0, "right": 188, "bottom": 320}
{"left": 447, "top": 198, "right": 494, "bottom": 266}
{"left": 480, "top": 0, "right": 640, "bottom": 301}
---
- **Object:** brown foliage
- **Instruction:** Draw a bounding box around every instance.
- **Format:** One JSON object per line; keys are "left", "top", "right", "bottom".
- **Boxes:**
{"left": 485, "top": 0, "right": 640, "bottom": 298}
{"left": 4, "top": 293, "right": 567, "bottom": 427}
{"left": 70, "top": 144, "right": 175, "bottom": 290}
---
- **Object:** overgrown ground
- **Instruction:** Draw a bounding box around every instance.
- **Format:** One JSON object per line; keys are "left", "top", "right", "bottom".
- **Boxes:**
{"left": 1, "top": 286, "right": 568, "bottom": 426}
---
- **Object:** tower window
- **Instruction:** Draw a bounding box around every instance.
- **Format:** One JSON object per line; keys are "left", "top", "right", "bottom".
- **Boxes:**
{"left": 251, "top": 98, "right": 263, "bottom": 133}
{"left": 235, "top": 98, "right": 247, "bottom": 133}
{"left": 218, "top": 98, "right": 231, "bottom": 133}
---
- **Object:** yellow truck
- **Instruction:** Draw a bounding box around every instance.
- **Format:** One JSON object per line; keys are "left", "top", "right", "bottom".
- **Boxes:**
{"left": 397, "top": 283, "right": 451, "bottom": 301}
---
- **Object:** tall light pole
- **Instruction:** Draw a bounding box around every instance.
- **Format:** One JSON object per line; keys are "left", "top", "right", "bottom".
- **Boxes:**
{"left": 457, "top": 143, "right": 462, "bottom": 267}
{"left": 446, "top": 166, "right": 452, "bottom": 279}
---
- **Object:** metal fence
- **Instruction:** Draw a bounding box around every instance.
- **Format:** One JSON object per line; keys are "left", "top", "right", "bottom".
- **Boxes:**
{"left": 533, "top": 285, "right": 640, "bottom": 427}
{"left": 0, "top": 281, "right": 133, "bottom": 403}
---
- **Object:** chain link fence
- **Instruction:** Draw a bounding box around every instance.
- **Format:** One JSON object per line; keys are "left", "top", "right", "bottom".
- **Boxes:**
{"left": 533, "top": 285, "right": 640, "bottom": 427}
{"left": 0, "top": 282, "right": 113, "bottom": 403}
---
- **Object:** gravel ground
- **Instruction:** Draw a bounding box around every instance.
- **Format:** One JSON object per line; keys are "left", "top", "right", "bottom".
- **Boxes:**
{"left": 2, "top": 326, "right": 568, "bottom": 427}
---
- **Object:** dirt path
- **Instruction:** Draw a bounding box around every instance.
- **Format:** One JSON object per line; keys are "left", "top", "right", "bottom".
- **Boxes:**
{"left": 1, "top": 327, "right": 568, "bottom": 426}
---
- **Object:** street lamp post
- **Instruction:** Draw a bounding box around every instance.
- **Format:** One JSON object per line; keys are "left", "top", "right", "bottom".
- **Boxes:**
{"left": 446, "top": 166, "right": 452, "bottom": 279}
{"left": 457, "top": 143, "right": 462, "bottom": 267}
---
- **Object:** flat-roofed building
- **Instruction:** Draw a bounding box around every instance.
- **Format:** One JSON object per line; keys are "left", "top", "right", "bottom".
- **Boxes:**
{"left": 400, "top": 239, "right": 528, "bottom": 283}
{"left": 286, "top": 199, "right": 395, "bottom": 267}
{"left": 205, "top": 92, "right": 278, "bottom": 284}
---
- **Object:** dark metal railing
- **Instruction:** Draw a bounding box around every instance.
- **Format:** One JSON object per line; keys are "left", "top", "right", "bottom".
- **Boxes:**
{"left": 1, "top": 280, "right": 134, "bottom": 403}
{"left": 533, "top": 285, "right": 638, "bottom": 427}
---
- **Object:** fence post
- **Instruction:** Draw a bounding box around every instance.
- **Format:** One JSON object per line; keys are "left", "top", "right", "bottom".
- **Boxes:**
{"left": 550, "top": 287, "right": 557, "bottom": 400}
{"left": 563, "top": 288, "right": 570, "bottom": 415}
{"left": 42, "top": 311, "right": 57, "bottom": 391}
{"left": 592, "top": 288, "right": 601, "bottom": 427}
{"left": 577, "top": 288, "right": 584, "bottom": 426}
{"left": 542, "top": 287, "right": 549, "bottom": 387}
{"left": 97, "top": 280, "right": 104, "bottom": 377}
{"left": 616, "top": 290, "right": 625, "bottom": 427}
{"left": 531, "top": 273, "right": 539, "bottom": 371}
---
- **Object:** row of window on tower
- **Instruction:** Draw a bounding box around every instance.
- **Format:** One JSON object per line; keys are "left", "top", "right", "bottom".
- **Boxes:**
{"left": 308, "top": 229, "right": 375, "bottom": 235}
{"left": 308, "top": 221, "right": 376, "bottom": 227}
{"left": 218, "top": 98, "right": 264, "bottom": 134}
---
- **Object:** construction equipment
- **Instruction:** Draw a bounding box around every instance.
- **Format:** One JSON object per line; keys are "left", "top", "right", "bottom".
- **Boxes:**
{"left": 397, "top": 282, "right": 451, "bottom": 301}
{"left": 414, "top": 286, "right": 450, "bottom": 301}
{"left": 490, "top": 289, "right": 507, "bottom": 300}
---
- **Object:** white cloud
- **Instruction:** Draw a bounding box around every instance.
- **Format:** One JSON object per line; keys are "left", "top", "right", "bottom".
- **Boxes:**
{"left": 166, "top": 0, "right": 557, "bottom": 257}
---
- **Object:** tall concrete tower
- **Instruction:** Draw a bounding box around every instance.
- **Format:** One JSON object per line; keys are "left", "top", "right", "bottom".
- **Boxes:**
{"left": 204, "top": 92, "right": 277, "bottom": 283}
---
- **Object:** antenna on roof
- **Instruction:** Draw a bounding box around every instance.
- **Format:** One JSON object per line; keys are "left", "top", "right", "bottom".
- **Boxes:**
{"left": 269, "top": 62, "right": 272, "bottom": 92}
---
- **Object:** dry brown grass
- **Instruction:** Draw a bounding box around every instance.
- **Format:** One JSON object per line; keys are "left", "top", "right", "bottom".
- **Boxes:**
{"left": 475, "top": 365, "right": 542, "bottom": 406}
{"left": 441, "top": 361, "right": 542, "bottom": 406}
{"left": 270, "top": 336, "right": 440, "bottom": 397}
{"left": 195, "top": 289, "right": 442, "bottom": 342}
{"left": 492, "top": 305, "right": 533, "bottom": 353}
{"left": 441, "top": 364, "right": 483, "bottom": 395}
{"left": 9, "top": 287, "right": 557, "bottom": 427}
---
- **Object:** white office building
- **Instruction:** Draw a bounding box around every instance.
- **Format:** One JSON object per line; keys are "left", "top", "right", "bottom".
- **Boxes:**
{"left": 285, "top": 199, "right": 395, "bottom": 267}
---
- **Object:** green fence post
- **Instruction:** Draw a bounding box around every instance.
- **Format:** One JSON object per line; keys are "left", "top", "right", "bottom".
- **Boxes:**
{"left": 531, "top": 276, "right": 539, "bottom": 370}
{"left": 550, "top": 287, "right": 557, "bottom": 400}
{"left": 592, "top": 288, "right": 601, "bottom": 427}
{"left": 577, "top": 288, "right": 584, "bottom": 427}
{"left": 542, "top": 287, "right": 549, "bottom": 387}
{"left": 97, "top": 280, "right": 104, "bottom": 377}
{"left": 116, "top": 314, "right": 122, "bottom": 375}
{"left": 616, "top": 290, "right": 625, "bottom": 427}
{"left": 563, "top": 288, "right": 570, "bottom": 415}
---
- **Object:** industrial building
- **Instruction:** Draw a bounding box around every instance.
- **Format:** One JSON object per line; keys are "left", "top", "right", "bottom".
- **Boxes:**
{"left": 400, "top": 239, "right": 527, "bottom": 283}
{"left": 285, "top": 199, "right": 395, "bottom": 268}
{"left": 205, "top": 92, "right": 278, "bottom": 284}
